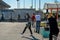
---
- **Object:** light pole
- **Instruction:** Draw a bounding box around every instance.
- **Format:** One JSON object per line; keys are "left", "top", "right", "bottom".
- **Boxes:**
{"left": 46, "top": 4, "right": 49, "bottom": 14}
{"left": 55, "top": 0, "right": 58, "bottom": 20}
{"left": 23, "top": 0, "right": 25, "bottom": 8}
{"left": 39, "top": 0, "right": 41, "bottom": 10}
{"left": 16, "top": 0, "right": 20, "bottom": 8}
{"left": 35, "top": 0, "right": 36, "bottom": 10}
{"left": 31, "top": 0, "right": 33, "bottom": 9}
{"left": 55, "top": 0, "right": 58, "bottom": 3}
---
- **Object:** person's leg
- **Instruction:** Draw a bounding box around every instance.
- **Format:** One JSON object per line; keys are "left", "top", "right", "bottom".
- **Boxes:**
{"left": 29, "top": 26, "right": 33, "bottom": 34}
{"left": 32, "top": 21, "right": 35, "bottom": 28}
{"left": 38, "top": 21, "right": 40, "bottom": 33}
{"left": 32, "top": 21, "right": 33, "bottom": 26}
{"left": 22, "top": 24, "right": 28, "bottom": 34}
{"left": 36, "top": 21, "right": 40, "bottom": 33}
{"left": 36, "top": 21, "right": 38, "bottom": 33}
{"left": 38, "top": 27, "right": 40, "bottom": 33}
{"left": 36, "top": 27, "right": 39, "bottom": 33}
{"left": 32, "top": 21, "right": 34, "bottom": 27}
{"left": 49, "top": 34, "right": 53, "bottom": 40}
{"left": 34, "top": 22, "right": 36, "bottom": 32}
{"left": 35, "top": 21, "right": 37, "bottom": 32}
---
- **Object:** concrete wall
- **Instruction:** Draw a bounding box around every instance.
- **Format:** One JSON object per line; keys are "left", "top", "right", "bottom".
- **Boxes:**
{"left": 0, "top": 9, "right": 14, "bottom": 19}
{"left": 0, "top": 9, "right": 43, "bottom": 21}
{"left": 14, "top": 9, "right": 36, "bottom": 19}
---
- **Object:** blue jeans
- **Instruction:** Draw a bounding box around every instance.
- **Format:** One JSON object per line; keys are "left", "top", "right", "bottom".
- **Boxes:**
{"left": 36, "top": 21, "right": 40, "bottom": 33}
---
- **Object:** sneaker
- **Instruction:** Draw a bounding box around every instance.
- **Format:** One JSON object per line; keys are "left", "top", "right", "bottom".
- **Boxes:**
{"left": 20, "top": 33, "right": 24, "bottom": 37}
{"left": 21, "top": 33, "right": 23, "bottom": 35}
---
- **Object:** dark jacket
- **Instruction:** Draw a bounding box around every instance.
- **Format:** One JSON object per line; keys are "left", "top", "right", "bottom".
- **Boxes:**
{"left": 48, "top": 16, "right": 59, "bottom": 35}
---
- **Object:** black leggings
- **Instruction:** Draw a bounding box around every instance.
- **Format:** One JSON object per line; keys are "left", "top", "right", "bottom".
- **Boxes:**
{"left": 22, "top": 24, "right": 32, "bottom": 34}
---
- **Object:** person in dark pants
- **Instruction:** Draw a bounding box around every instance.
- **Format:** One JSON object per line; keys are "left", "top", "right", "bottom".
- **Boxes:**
{"left": 36, "top": 21, "right": 40, "bottom": 33}
{"left": 21, "top": 21, "right": 33, "bottom": 35}
{"left": 48, "top": 15, "right": 59, "bottom": 40}
{"left": 35, "top": 14, "right": 41, "bottom": 34}
{"left": 21, "top": 13, "right": 33, "bottom": 35}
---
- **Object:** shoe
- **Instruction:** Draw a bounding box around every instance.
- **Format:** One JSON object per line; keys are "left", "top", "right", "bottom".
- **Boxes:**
{"left": 21, "top": 33, "right": 23, "bottom": 35}
{"left": 21, "top": 33, "right": 24, "bottom": 37}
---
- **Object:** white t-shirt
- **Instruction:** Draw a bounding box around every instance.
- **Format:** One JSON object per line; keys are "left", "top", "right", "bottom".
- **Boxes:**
{"left": 35, "top": 15, "right": 41, "bottom": 21}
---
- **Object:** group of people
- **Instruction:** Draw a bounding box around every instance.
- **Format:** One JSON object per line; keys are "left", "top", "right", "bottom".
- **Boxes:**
{"left": 21, "top": 13, "right": 59, "bottom": 40}
{"left": 21, "top": 13, "right": 41, "bottom": 35}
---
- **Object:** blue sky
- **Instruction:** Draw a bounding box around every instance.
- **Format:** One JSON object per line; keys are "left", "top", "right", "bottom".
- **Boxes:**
{"left": 3, "top": 0, "right": 60, "bottom": 10}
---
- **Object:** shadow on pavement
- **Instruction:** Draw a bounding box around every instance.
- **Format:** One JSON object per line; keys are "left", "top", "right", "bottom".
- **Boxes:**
{"left": 22, "top": 35, "right": 39, "bottom": 40}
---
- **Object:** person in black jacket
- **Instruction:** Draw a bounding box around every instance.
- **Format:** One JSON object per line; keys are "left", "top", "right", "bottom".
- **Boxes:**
{"left": 48, "top": 15, "right": 59, "bottom": 40}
